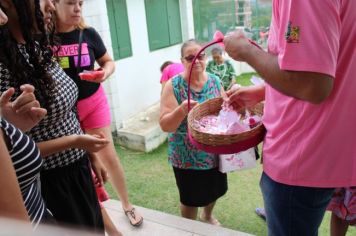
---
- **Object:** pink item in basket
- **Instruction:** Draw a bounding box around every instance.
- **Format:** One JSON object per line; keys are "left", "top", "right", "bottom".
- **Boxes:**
{"left": 194, "top": 105, "right": 251, "bottom": 135}
{"left": 226, "top": 122, "right": 248, "bottom": 134}
{"left": 217, "top": 106, "right": 240, "bottom": 131}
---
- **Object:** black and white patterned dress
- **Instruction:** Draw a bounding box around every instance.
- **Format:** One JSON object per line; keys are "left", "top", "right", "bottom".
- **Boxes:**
{"left": 0, "top": 118, "right": 47, "bottom": 229}
{"left": 0, "top": 45, "right": 85, "bottom": 170}
{"left": 0, "top": 44, "right": 103, "bottom": 230}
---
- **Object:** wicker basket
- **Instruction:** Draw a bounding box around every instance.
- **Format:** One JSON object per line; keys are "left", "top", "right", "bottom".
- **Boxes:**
{"left": 187, "top": 97, "right": 266, "bottom": 154}
{"left": 185, "top": 35, "right": 265, "bottom": 154}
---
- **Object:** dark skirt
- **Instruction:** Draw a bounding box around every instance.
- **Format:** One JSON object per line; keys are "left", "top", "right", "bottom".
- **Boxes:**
{"left": 40, "top": 156, "right": 104, "bottom": 234}
{"left": 173, "top": 166, "right": 228, "bottom": 207}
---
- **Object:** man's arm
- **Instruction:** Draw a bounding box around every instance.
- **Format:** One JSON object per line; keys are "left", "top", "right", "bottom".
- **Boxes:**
{"left": 224, "top": 31, "right": 333, "bottom": 104}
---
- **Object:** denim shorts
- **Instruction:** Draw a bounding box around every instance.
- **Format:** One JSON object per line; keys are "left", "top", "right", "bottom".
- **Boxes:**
{"left": 260, "top": 172, "right": 335, "bottom": 236}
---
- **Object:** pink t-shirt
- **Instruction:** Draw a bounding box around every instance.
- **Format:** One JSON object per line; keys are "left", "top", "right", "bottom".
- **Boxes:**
{"left": 263, "top": 0, "right": 356, "bottom": 187}
{"left": 160, "top": 63, "right": 184, "bottom": 83}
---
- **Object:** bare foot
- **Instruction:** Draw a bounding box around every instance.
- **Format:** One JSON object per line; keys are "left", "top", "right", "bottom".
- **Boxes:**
{"left": 200, "top": 213, "right": 221, "bottom": 226}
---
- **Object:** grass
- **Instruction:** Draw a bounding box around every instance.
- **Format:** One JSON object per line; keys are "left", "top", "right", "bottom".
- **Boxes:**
{"left": 105, "top": 73, "right": 355, "bottom": 235}
{"left": 235, "top": 72, "right": 258, "bottom": 86}
{"left": 107, "top": 143, "right": 355, "bottom": 236}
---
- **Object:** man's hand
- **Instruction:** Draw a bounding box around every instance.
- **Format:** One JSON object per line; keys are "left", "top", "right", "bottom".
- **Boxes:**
{"left": 226, "top": 85, "right": 265, "bottom": 111}
{"left": 224, "top": 30, "right": 254, "bottom": 62}
{"left": 0, "top": 85, "right": 47, "bottom": 132}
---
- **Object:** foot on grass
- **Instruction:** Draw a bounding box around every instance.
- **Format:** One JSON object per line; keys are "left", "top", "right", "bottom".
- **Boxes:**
{"left": 200, "top": 213, "right": 221, "bottom": 226}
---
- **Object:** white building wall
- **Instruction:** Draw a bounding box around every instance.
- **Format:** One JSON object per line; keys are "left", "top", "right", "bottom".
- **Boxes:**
{"left": 82, "top": 0, "right": 253, "bottom": 132}
{"left": 82, "top": 0, "right": 120, "bottom": 130}
{"left": 83, "top": 0, "right": 194, "bottom": 131}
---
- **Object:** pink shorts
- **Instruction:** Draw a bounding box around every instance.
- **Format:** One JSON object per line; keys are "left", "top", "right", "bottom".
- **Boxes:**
{"left": 77, "top": 85, "right": 111, "bottom": 130}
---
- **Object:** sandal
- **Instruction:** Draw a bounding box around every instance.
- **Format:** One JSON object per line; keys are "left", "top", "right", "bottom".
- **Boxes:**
{"left": 255, "top": 207, "right": 266, "bottom": 221}
{"left": 124, "top": 208, "right": 143, "bottom": 227}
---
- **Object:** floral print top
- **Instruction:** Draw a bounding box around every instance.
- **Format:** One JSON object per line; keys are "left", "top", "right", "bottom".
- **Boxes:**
{"left": 206, "top": 59, "right": 236, "bottom": 90}
{"left": 168, "top": 73, "right": 221, "bottom": 170}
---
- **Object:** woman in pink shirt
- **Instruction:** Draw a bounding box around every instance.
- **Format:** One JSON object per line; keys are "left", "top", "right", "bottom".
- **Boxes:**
{"left": 160, "top": 61, "right": 184, "bottom": 92}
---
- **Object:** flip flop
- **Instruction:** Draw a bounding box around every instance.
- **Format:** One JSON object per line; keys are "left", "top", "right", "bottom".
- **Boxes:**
{"left": 255, "top": 207, "right": 266, "bottom": 221}
{"left": 124, "top": 207, "right": 143, "bottom": 227}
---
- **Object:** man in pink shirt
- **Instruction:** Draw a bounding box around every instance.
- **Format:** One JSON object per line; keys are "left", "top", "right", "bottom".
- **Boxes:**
{"left": 224, "top": 0, "right": 356, "bottom": 235}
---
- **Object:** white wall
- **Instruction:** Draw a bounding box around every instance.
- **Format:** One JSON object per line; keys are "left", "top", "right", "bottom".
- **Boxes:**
{"left": 82, "top": 0, "right": 254, "bottom": 131}
{"left": 83, "top": 0, "right": 195, "bottom": 131}
{"left": 82, "top": 0, "right": 121, "bottom": 130}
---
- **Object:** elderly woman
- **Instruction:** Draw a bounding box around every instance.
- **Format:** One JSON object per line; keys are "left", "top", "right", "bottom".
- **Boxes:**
{"left": 206, "top": 46, "right": 236, "bottom": 90}
{"left": 160, "top": 39, "right": 228, "bottom": 225}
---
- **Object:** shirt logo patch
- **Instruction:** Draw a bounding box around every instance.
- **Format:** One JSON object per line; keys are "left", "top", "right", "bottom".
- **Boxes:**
{"left": 59, "top": 57, "right": 70, "bottom": 69}
{"left": 285, "top": 21, "right": 300, "bottom": 43}
{"left": 74, "top": 55, "right": 91, "bottom": 67}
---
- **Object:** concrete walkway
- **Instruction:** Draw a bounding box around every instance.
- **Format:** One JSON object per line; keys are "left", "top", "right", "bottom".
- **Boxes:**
{"left": 103, "top": 200, "right": 252, "bottom": 236}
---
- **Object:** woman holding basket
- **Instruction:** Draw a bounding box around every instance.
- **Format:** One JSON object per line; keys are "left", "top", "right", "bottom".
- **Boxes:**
{"left": 160, "top": 39, "right": 227, "bottom": 226}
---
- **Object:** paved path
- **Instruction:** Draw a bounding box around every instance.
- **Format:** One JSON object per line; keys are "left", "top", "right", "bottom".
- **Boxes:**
{"left": 103, "top": 200, "right": 252, "bottom": 236}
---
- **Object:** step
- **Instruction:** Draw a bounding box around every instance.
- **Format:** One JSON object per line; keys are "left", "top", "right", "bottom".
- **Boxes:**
{"left": 114, "top": 103, "right": 167, "bottom": 152}
{"left": 103, "top": 199, "right": 253, "bottom": 236}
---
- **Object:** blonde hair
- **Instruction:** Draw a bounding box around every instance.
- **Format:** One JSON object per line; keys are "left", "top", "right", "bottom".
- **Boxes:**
{"left": 77, "top": 16, "right": 88, "bottom": 30}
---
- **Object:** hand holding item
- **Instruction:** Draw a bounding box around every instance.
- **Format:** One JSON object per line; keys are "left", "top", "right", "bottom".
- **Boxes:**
{"left": 90, "top": 154, "right": 109, "bottom": 187}
{"left": 226, "top": 85, "right": 263, "bottom": 111}
{"left": 79, "top": 68, "right": 106, "bottom": 83}
{"left": 224, "top": 30, "right": 255, "bottom": 62}
{"left": 180, "top": 99, "right": 198, "bottom": 116}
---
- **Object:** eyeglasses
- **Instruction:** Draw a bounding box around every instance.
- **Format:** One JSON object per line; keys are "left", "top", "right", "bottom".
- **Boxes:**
{"left": 184, "top": 53, "right": 206, "bottom": 63}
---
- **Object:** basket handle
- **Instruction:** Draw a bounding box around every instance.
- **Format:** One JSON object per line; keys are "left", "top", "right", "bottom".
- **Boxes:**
{"left": 187, "top": 34, "right": 262, "bottom": 112}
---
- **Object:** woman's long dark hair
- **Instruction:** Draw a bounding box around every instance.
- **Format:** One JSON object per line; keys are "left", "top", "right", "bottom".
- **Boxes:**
{"left": 0, "top": 0, "right": 56, "bottom": 110}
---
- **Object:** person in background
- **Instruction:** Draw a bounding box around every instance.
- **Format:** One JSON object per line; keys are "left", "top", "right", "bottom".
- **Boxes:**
{"left": 206, "top": 46, "right": 236, "bottom": 90}
{"left": 160, "top": 39, "right": 227, "bottom": 226}
{"left": 0, "top": 0, "right": 108, "bottom": 233}
{"left": 0, "top": 133, "right": 30, "bottom": 223}
{"left": 224, "top": 0, "right": 356, "bottom": 235}
{"left": 327, "top": 187, "right": 356, "bottom": 236}
{"left": 0, "top": 84, "right": 50, "bottom": 229}
{"left": 160, "top": 61, "right": 184, "bottom": 92}
{"left": 53, "top": 0, "right": 142, "bottom": 232}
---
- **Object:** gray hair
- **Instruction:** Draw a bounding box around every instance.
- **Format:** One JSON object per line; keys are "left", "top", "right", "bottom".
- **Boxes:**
{"left": 181, "top": 39, "right": 201, "bottom": 57}
{"left": 211, "top": 46, "right": 223, "bottom": 55}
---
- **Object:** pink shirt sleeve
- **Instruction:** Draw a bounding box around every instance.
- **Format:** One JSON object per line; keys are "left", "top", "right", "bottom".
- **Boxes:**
{"left": 160, "top": 63, "right": 184, "bottom": 83}
{"left": 160, "top": 67, "right": 170, "bottom": 84}
{"left": 277, "top": 0, "right": 341, "bottom": 77}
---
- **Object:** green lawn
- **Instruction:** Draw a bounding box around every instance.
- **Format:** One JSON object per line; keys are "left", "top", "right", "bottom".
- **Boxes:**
{"left": 235, "top": 72, "right": 258, "bottom": 86}
{"left": 105, "top": 73, "right": 355, "bottom": 235}
{"left": 108, "top": 143, "right": 355, "bottom": 236}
